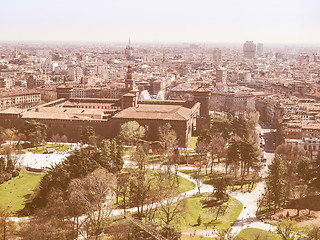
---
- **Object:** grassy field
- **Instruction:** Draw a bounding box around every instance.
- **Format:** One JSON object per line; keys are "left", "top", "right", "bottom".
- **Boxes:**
{"left": 180, "top": 194, "right": 243, "bottom": 232}
{"left": 177, "top": 174, "right": 196, "bottom": 193}
{"left": 26, "top": 143, "right": 70, "bottom": 154}
{"left": 235, "top": 228, "right": 281, "bottom": 240}
{"left": 0, "top": 171, "right": 44, "bottom": 213}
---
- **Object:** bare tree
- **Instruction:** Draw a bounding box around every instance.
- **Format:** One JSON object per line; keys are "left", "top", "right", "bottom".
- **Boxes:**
{"left": 156, "top": 175, "right": 186, "bottom": 226}
{"left": 216, "top": 228, "right": 236, "bottom": 240}
{"left": 117, "top": 172, "right": 130, "bottom": 217}
{"left": 209, "top": 133, "right": 226, "bottom": 174}
{"left": 158, "top": 123, "right": 178, "bottom": 173}
{"left": 50, "top": 133, "right": 60, "bottom": 144}
{"left": 276, "top": 220, "right": 301, "bottom": 240}
{"left": 61, "top": 134, "right": 68, "bottom": 144}
{"left": 68, "top": 168, "right": 116, "bottom": 240}
{"left": 129, "top": 170, "right": 152, "bottom": 220}
{"left": 0, "top": 206, "right": 16, "bottom": 240}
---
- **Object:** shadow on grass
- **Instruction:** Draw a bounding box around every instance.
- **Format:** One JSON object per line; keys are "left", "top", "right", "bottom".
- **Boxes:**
{"left": 201, "top": 199, "right": 225, "bottom": 208}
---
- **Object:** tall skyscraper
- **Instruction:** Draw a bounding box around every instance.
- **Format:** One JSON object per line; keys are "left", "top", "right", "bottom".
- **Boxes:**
{"left": 216, "top": 67, "right": 227, "bottom": 83}
{"left": 213, "top": 48, "right": 222, "bottom": 61}
{"left": 243, "top": 41, "right": 256, "bottom": 59}
{"left": 257, "top": 43, "right": 264, "bottom": 57}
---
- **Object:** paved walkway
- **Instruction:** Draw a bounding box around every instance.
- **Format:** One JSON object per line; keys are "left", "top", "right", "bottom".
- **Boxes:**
{"left": 229, "top": 181, "right": 276, "bottom": 235}
{"left": 9, "top": 145, "right": 278, "bottom": 238}
{"left": 16, "top": 143, "right": 80, "bottom": 169}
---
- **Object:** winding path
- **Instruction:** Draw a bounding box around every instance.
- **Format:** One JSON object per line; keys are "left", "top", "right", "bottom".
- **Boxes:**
{"left": 9, "top": 130, "right": 278, "bottom": 238}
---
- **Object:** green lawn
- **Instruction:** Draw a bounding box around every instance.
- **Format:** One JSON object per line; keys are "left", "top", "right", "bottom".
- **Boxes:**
{"left": 235, "top": 228, "right": 281, "bottom": 240}
{"left": 188, "top": 137, "right": 198, "bottom": 149}
{"left": 177, "top": 174, "right": 196, "bottom": 193}
{"left": 0, "top": 171, "right": 44, "bottom": 214}
{"left": 180, "top": 194, "right": 243, "bottom": 232}
{"left": 26, "top": 143, "right": 70, "bottom": 154}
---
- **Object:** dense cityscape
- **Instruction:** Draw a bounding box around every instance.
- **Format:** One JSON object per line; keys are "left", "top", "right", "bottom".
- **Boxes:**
{"left": 0, "top": 39, "right": 319, "bottom": 239}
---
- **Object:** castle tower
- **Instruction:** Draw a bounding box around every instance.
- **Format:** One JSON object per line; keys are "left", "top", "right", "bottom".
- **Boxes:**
{"left": 193, "top": 88, "right": 211, "bottom": 117}
{"left": 125, "top": 65, "right": 134, "bottom": 90}
{"left": 121, "top": 66, "right": 138, "bottom": 109}
{"left": 193, "top": 88, "right": 211, "bottom": 134}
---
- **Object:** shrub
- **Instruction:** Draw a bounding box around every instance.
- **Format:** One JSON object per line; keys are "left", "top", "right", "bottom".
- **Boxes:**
{"left": 12, "top": 170, "right": 20, "bottom": 178}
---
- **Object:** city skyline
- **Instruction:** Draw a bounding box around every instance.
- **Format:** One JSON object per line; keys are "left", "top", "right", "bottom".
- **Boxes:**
{"left": 1, "top": 0, "right": 320, "bottom": 44}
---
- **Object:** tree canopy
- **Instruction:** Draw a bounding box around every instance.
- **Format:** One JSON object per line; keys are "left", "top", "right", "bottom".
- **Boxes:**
{"left": 119, "top": 121, "right": 145, "bottom": 146}
{"left": 23, "top": 138, "right": 124, "bottom": 214}
{"left": 23, "top": 120, "right": 47, "bottom": 147}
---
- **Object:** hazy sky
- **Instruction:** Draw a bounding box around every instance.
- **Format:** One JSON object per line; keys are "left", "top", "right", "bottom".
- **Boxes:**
{"left": 1, "top": 0, "right": 319, "bottom": 44}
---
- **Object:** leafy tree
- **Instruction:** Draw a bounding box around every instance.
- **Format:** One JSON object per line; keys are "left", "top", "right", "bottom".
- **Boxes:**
{"left": 226, "top": 136, "right": 241, "bottom": 177}
{"left": 211, "top": 174, "right": 228, "bottom": 201}
{"left": 23, "top": 120, "right": 47, "bottom": 147}
{"left": 275, "top": 144, "right": 310, "bottom": 200}
{"left": 297, "top": 156, "right": 313, "bottom": 184}
{"left": 24, "top": 140, "right": 123, "bottom": 213}
{"left": 232, "top": 115, "right": 250, "bottom": 139}
{"left": 100, "top": 138, "right": 124, "bottom": 173}
{"left": 80, "top": 126, "right": 96, "bottom": 145}
{"left": 239, "top": 139, "right": 260, "bottom": 177}
{"left": 211, "top": 115, "right": 232, "bottom": 140}
{"left": 1, "top": 128, "right": 18, "bottom": 145}
{"left": 119, "top": 121, "right": 145, "bottom": 146}
{"left": 227, "top": 136, "right": 259, "bottom": 182}
{"left": 267, "top": 156, "right": 287, "bottom": 213}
